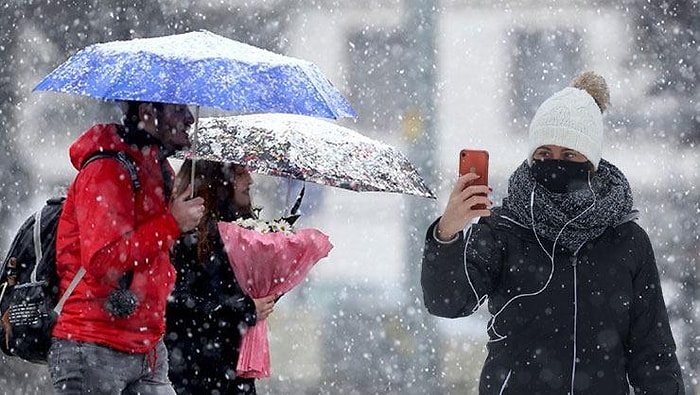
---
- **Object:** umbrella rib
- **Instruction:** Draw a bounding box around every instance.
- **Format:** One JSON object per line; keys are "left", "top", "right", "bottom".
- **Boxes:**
{"left": 298, "top": 65, "right": 339, "bottom": 119}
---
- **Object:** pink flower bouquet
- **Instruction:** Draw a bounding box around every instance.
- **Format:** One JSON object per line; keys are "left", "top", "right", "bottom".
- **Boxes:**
{"left": 217, "top": 219, "right": 333, "bottom": 378}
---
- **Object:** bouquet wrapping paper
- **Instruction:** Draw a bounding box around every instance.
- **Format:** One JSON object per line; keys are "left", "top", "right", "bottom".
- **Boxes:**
{"left": 217, "top": 221, "right": 332, "bottom": 378}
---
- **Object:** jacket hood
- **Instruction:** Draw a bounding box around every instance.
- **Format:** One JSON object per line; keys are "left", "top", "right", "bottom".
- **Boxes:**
{"left": 69, "top": 124, "right": 134, "bottom": 170}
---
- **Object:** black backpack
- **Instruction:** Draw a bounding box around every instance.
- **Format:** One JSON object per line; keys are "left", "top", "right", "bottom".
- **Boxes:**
{"left": 0, "top": 151, "right": 139, "bottom": 364}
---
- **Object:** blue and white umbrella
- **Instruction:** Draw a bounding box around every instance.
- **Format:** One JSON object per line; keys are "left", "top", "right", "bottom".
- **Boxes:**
{"left": 33, "top": 30, "right": 356, "bottom": 119}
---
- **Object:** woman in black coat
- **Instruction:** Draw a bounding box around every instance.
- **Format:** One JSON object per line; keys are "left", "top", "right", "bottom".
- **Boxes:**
{"left": 166, "top": 159, "right": 276, "bottom": 395}
{"left": 421, "top": 72, "right": 685, "bottom": 394}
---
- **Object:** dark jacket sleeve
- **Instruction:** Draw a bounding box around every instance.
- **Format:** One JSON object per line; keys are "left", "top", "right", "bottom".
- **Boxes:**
{"left": 421, "top": 217, "right": 501, "bottom": 318}
{"left": 626, "top": 225, "right": 685, "bottom": 394}
{"left": 169, "top": 232, "right": 257, "bottom": 328}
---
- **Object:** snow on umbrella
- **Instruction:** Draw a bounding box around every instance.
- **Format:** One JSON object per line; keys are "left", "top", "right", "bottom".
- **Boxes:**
{"left": 33, "top": 29, "right": 356, "bottom": 119}
{"left": 177, "top": 113, "right": 436, "bottom": 199}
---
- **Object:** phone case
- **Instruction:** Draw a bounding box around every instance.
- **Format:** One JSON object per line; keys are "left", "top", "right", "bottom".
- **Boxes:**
{"left": 459, "top": 149, "right": 489, "bottom": 210}
{"left": 459, "top": 149, "right": 489, "bottom": 186}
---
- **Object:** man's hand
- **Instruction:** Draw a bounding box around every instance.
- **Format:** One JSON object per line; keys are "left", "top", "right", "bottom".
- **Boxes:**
{"left": 436, "top": 173, "right": 492, "bottom": 241}
{"left": 171, "top": 185, "right": 205, "bottom": 232}
{"left": 253, "top": 295, "right": 277, "bottom": 321}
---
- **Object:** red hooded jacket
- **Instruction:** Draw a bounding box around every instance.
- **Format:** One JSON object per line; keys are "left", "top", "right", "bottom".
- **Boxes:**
{"left": 53, "top": 124, "right": 181, "bottom": 354}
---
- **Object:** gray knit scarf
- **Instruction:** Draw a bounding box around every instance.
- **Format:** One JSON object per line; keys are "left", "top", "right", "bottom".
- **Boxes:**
{"left": 502, "top": 159, "right": 634, "bottom": 252}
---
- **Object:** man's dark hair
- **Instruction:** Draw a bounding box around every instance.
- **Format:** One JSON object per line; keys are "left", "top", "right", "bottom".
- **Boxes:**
{"left": 120, "top": 101, "right": 166, "bottom": 147}
{"left": 121, "top": 101, "right": 164, "bottom": 129}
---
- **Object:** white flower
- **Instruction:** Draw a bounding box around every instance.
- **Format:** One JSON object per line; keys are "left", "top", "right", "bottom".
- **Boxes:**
{"left": 236, "top": 218, "right": 258, "bottom": 230}
{"left": 253, "top": 221, "right": 270, "bottom": 233}
{"left": 234, "top": 215, "right": 295, "bottom": 234}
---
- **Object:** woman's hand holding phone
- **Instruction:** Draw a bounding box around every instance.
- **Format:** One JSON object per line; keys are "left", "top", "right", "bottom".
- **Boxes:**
{"left": 436, "top": 173, "right": 492, "bottom": 241}
{"left": 436, "top": 150, "right": 492, "bottom": 242}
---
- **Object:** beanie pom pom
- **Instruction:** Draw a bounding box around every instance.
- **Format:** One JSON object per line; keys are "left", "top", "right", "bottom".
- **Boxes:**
{"left": 570, "top": 71, "right": 610, "bottom": 113}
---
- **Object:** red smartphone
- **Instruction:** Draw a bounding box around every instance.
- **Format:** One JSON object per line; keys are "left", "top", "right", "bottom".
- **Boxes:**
{"left": 459, "top": 149, "right": 489, "bottom": 209}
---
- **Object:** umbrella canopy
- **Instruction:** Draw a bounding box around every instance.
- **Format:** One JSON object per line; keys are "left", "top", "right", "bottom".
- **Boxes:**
{"left": 33, "top": 30, "right": 355, "bottom": 119}
{"left": 177, "top": 114, "right": 436, "bottom": 199}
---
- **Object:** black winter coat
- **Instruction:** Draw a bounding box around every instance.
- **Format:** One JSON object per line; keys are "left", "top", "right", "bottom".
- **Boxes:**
{"left": 165, "top": 225, "right": 258, "bottom": 395}
{"left": 421, "top": 208, "right": 684, "bottom": 395}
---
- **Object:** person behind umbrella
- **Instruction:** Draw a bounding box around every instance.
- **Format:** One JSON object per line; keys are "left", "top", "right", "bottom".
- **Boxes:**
{"left": 421, "top": 71, "right": 685, "bottom": 394}
{"left": 165, "top": 159, "right": 276, "bottom": 395}
{"left": 50, "top": 101, "right": 206, "bottom": 394}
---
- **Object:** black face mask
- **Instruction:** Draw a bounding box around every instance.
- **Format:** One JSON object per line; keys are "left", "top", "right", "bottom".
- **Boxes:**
{"left": 530, "top": 160, "right": 591, "bottom": 193}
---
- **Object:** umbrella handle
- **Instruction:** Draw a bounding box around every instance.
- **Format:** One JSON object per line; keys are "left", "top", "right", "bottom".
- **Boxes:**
{"left": 189, "top": 106, "right": 200, "bottom": 199}
{"left": 290, "top": 184, "right": 305, "bottom": 216}
{"left": 281, "top": 181, "right": 304, "bottom": 226}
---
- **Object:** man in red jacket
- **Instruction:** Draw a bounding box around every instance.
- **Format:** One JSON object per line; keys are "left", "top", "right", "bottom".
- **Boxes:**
{"left": 50, "top": 101, "right": 205, "bottom": 394}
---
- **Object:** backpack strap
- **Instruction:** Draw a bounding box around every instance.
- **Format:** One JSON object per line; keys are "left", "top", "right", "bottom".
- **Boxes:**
{"left": 53, "top": 267, "right": 85, "bottom": 314}
{"left": 51, "top": 151, "right": 141, "bottom": 314}
{"left": 31, "top": 210, "right": 42, "bottom": 284}
{"left": 0, "top": 282, "right": 8, "bottom": 307}
{"left": 81, "top": 151, "right": 141, "bottom": 192}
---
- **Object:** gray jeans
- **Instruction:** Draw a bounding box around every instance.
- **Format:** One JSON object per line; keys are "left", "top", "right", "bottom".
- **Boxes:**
{"left": 48, "top": 337, "right": 176, "bottom": 395}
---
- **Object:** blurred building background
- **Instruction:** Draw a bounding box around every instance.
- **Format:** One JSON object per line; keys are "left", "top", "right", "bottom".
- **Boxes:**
{"left": 1, "top": 0, "right": 697, "bottom": 394}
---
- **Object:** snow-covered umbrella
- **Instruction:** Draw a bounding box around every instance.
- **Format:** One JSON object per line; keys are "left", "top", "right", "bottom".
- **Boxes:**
{"left": 34, "top": 29, "right": 357, "bottom": 195}
{"left": 176, "top": 113, "right": 436, "bottom": 199}
{"left": 33, "top": 29, "right": 355, "bottom": 119}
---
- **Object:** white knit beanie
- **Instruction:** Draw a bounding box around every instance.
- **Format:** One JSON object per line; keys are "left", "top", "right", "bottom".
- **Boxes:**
{"left": 527, "top": 72, "right": 609, "bottom": 170}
